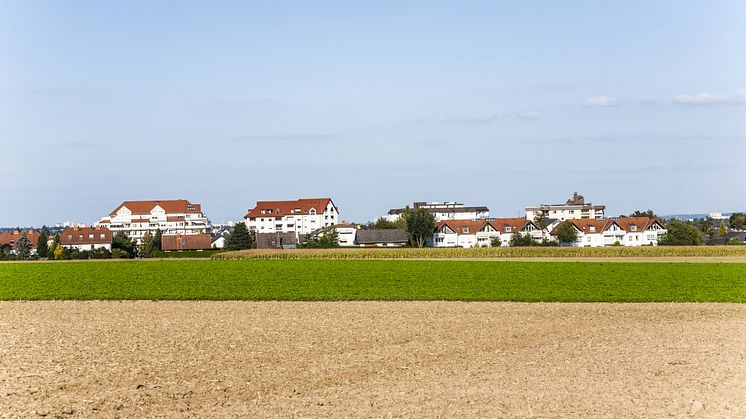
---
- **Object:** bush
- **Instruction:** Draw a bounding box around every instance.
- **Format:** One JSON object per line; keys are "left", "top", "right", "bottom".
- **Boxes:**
{"left": 111, "top": 249, "right": 129, "bottom": 259}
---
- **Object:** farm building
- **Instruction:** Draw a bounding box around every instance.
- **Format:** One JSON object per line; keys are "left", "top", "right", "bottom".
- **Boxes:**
{"left": 355, "top": 229, "right": 409, "bottom": 247}
{"left": 161, "top": 233, "right": 213, "bottom": 251}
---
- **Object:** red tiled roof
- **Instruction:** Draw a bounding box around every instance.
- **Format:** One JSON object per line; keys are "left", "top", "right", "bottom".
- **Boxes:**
{"left": 614, "top": 217, "right": 661, "bottom": 233}
{"left": 60, "top": 227, "right": 113, "bottom": 245}
{"left": 561, "top": 219, "right": 612, "bottom": 235}
{"left": 435, "top": 220, "right": 490, "bottom": 234}
{"left": 0, "top": 230, "right": 40, "bottom": 249}
{"left": 166, "top": 216, "right": 185, "bottom": 222}
{"left": 490, "top": 218, "right": 535, "bottom": 234}
{"left": 244, "top": 198, "right": 335, "bottom": 218}
{"left": 109, "top": 200, "right": 202, "bottom": 216}
{"left": 130, "top": 218, "right": 150, "bottom": 223}
{"left": 161, "top": 234, "right": 212, "bottom": 251}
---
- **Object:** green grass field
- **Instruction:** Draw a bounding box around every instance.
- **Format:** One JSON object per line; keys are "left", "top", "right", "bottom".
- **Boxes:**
{"left": 1, "top": 259, "right": 744, "bottom": 302}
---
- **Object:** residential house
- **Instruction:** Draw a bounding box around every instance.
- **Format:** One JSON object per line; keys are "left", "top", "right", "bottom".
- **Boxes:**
{"left": 60, "top": 226, "right": 113, "bottom": 251}
{"left": 430, "top": 218, "right": 543, "bottom": 248}
{"left": 0, "top": 229, "right": 41, "bottom": 254}
{"left": 161, "top": 234, "right": 213, "bottom": 251}
{"left": 385, "top": 201, "right": 489, "bottom": 222}
{"left": 551, "top": 217, "right": 666, "bottom": 247}
{"left": 244, "top": 198, "right": 339, "bottom": 238}
{"left": 97, "top": 199, "right": 211, "bottom": 244}
{"left": 333, "top": 224, "right": 359, "bottom": 247}
{"left": 526, "top": 192, "right": 605, "bottom": 222}
{"left": 491, "top": 218, "right": 545, "bottom": 245}
{"left": 355, "top": 229, "right": 409, "bottom": 247}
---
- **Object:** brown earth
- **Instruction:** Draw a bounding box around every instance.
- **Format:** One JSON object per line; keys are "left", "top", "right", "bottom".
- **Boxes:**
{"left": 0, "top": 302, "right": 744, "bottom": 418}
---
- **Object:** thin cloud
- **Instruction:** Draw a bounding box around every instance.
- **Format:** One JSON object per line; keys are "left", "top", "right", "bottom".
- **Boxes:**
{"left": 228, "top": 133, "right": 338, "bottom": 143}
{"left": 673, "top": 88, "right": 746, "bottom": 105}
{"left": 584, "top": 96, "right": 616, "bottom": 107}
{"left": 435, "top": 111, "right": 540, "bottom": 124}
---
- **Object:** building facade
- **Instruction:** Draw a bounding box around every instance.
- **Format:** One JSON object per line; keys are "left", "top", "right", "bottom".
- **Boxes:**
{"left": 96, "top": 199, "right": 211, "bottom": 243}
{"left": 430, "top": 218, "right": 542, "bottom": 248}
{"left": 244, "top": 198, "right": 339, "bottom": 237}
{"left": 0, "top": 230, "right": 41, "bottom": 254}
{"left": 60, "top": 226, "right": 113, "bottom": 251}
{"left": 385, "top": 201, "right": 489, "bottom": 222}
{"left": 552, "top": 217, "right": 666, "bottom": 247}
{"left": 525, "top": 192, "right": 605, "bottom": 222}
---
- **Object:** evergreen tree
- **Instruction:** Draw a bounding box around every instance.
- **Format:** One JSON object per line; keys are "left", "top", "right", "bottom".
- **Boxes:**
{"left": 15, "top": 234, "right": 32, "bottom": 260}
{"left": 317, "top": 227, "right": 340, "bottom": 248}
{"left": 36, "top": 227, "right": 49, "bottom": 258}
{"left": 225, "top": 223, "right": 254, "bottom": 250}
{"left": 153, "top": 229, "right": 162, "bottom": 251}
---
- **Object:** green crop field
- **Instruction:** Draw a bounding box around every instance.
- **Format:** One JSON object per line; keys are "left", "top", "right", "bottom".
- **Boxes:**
{"left": 1, "top": 259, "right": 745, "bottom": 302}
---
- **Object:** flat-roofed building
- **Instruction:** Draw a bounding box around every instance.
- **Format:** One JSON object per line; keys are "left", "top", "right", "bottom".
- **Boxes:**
{"left": 525, "top": 192, "right": 605, "bottom": 222}
{"left": 385, "top": 201, "right": 489, "bottom": 222}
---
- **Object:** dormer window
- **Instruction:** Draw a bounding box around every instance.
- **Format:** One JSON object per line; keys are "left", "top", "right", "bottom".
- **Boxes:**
{"left": 463, "top": 227, "right": 469, "bottom": 233}
{"left": 505, "top": 226, "right": 511, "bottom": 232}
{"left": 630, "top": 225, "right": 638, "bottom": 231}
{"left": 590, "top": 226, "right": 596, "bottom": 232}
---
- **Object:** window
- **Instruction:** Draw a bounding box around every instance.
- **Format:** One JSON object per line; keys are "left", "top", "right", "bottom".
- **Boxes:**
{"left": 463, "top": 227, "right": 469, "bottom": 233}
{"left": 630, "top": 225, "right": 638, "bottom": 231}
{"left": 505, "top": 226, "right": 511, "bottom": 232}
{"left": 589, "top": 226, "right": 596, "bottom": 232}
{"left": 100, "top": 234, "right": 105, "bottom": 239}
{"left": 88, "top": 234, "right": 94, "bottom": 239}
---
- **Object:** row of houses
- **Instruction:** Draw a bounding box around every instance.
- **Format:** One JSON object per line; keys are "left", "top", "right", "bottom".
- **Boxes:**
{"left": 2, "top": 193, "right": 669, "bottom": 254}
{"left": 429, "top": 216, "right": 667, "bottom": 248}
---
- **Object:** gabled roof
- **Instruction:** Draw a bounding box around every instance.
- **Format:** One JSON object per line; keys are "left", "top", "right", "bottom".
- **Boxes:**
{"left": 60, "top": 227, "right": 113, "bottom": 245}
{"left": 244, "top": 198, "right": 335, "bottom": 218}
{"left": 435, "top": 220, "right": 491, "bottom": 234}
{"left": 614, "top": 217, "right": 663, "bottom": 233}
{"left": 490, "top": 218, "right": 536, "bottom": 234}
{"left": 555, "top": 219, "right": 611, "bottom": 235}
{"left": 0, "top": 230, "right": 41, "bottom": 249}
{"left": 356, "top": 229, "right": 409, "bottom": 244}
{"left": 109, "top": 200, "right": 202, "bottom": 216}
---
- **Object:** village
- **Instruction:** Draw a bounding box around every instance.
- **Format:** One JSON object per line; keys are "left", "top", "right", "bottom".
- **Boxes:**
{"left": 3, "top": 192, "right": 744, "bottom": 259}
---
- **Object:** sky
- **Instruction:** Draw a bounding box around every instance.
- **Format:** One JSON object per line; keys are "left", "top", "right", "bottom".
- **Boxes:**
{"left": 1, "top": 1, "right": 745, "bottom": 226}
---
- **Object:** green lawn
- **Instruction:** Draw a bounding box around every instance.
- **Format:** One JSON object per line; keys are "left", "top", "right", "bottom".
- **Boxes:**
{"left": 1, "top": 259, "right": 744, "bottom": 302}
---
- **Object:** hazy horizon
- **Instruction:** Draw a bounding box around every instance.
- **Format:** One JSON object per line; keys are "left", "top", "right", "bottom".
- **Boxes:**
{"left": 2, "top": 1, "right": 745, "bottom": 226}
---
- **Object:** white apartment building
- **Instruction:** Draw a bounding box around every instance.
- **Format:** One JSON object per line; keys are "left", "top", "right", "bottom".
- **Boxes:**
{"left": 430, "top": 218, "right": 543, "bottom": 248}
{"left": 333, "top": 224, "right": 358, "bottom": 247}
{"left": 244, "top": 198, "right": 339, "bottom": 238}
{"left": 526, "top": 192, "right": 605, "bottom": 222}
{"left": 385, "top": 201, "right": 489, "bottom": 222}
{"left": 96, "top": 199, "right": 212, "bottom": 243}
{"left": 552, "top": 217, "right": 666, "bottom": 247}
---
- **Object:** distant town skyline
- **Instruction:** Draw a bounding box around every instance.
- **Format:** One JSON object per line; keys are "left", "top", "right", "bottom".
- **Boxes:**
{"left": 2, "top": 1, "right": 745, "bottom": 226}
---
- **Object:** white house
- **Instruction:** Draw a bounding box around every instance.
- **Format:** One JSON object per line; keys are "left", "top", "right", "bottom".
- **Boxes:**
{"left": 430, "top": 218, "right": 543, "bottom": 248}
{"left": 97, "top": 199, "right": 212, "bottom": 244}
{"left": 333, "top": 224, "right": 358, "bottom": 247}
{"left": 552, "top": 217, "right": 666, "bottom": 247}
{"left": 60, "top": 226, "right": 113, "bottom": 251}
{"left": 244, "top": 198, "right": 339, "bottom": 238}
{"left": 385, "top": 201, "right": 489, "bottom": 222}
{"left": 526, "top": 192, "right": 605, "bottom": 222}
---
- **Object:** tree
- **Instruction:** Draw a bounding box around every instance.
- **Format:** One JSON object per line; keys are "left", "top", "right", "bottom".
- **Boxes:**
{"left": 696, "top": 217, "right": 715, "bottom": 238}
{"left": 300, "top": 227, "right": 340, "bottom": 248}
{"left": 403, "top": 208, "right": 436, "bottom": 248}
{"left": 14, "top": 234, "right": 32, "bottom": 260}
{"left": 139, "top": 231, "right": 157, "bottom": 258}
{"left": 112, "top": 232, "right": 137, "bottom": 258}
{"left": 555, "top": 221, "right": 579, "bottom": 246}
{"left": 48, "top": 234, "right": 60, "bottom": 261}
{"left": 54, "top": 242, "right": 65, "bottom": 259}
{"left": 225, "top": 223, "right": 254, "bottom": 250}
{"left": 533, "top": 212, "right": 550, "bottom": 230}
{"left": 36, "top": 227, "right": 49, "bottom": 259}
{"left": 153, "top": 229, "right": 162, "bottom": 251}
{"left": 729, "top": 213, "right": 746, "bottom": 231}
{"left": 659, "top": 220, "right": 704, "bottom": 246}
{"left": 490, "top": 237, "right": 502, "bottom": 247}
{"left": 369, "top": 217, "right": 403, "bottom": 230}
{"left": 509, "top": 233, "right": 539, "bottom": 247}
{"left": 718, "top": 221, "right": 728, "bottom": 237}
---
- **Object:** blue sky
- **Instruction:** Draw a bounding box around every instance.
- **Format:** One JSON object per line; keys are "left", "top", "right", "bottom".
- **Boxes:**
{"left": 2, "top": 1, "right": 745, "bottom": 225}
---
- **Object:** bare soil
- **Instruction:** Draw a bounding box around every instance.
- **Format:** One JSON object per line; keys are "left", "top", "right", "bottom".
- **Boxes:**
{"left": 1, "top": 302, "right": 744, "bottom": 418}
